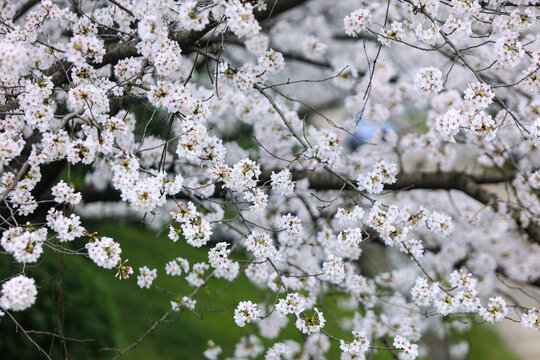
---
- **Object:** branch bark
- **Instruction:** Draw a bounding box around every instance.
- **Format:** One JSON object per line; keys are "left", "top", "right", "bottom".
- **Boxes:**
{"left": 285, "top": 169, "right": 538, "bottom": 244}
{"left": 77, "top": 169, "right": 537, "bottom": 244}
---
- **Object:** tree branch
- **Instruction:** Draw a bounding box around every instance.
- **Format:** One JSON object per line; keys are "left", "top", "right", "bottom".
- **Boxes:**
{"left": 77, "top": 169, "right": 538, "bottom": 244}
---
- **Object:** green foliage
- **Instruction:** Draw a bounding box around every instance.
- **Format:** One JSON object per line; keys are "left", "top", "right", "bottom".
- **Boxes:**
{"left": 0, "top": 223, "right": 523, "bottom": 359}
{"left": 0, "top": 248, "right": 119, "bottom": 359}
{"left": 467, "top": 323, "right": 521, "bottom": 360}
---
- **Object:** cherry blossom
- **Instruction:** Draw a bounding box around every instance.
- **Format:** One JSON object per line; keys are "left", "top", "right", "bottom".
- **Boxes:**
{"left": 1, "top": 1, "right": 539, "bottom": 358}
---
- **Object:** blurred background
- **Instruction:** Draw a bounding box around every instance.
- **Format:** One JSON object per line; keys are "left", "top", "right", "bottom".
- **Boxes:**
{"left": 0, "top": 220, "right": 530, "bottom": 359}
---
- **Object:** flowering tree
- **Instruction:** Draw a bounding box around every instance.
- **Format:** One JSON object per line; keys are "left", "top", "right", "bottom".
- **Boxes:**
{"left": 1, "top": 0, "right": 540, "bottom": 358}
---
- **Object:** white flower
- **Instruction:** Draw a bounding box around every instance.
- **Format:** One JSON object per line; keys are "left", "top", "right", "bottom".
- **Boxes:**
{"left": 270, "top": 169, "right": 295, "bottom": 196}
{"left": 305, "top": 130, "right": 342, "bottom": 168}
{"left": 46, "top": 209, "right": 85, "bottom": 242}
{"left": 163, "top": 174, "right": 184, "bottom": 195}
{"left": 186, "top": 262, "right": 209, "bottom": 287}
{"left": 165, "top": 257, "right": 189, "bottom": 276}
{"left": 415, "top": 23, "right": 441, "bottom": 45}
{"left": 495, "top": 34, "right": 524, "bottom": 68}
{"left": 452, "top": 0, "right": 480, "bottom": 16}
{"left": 301, "top": 36, "right": 327, "bottom": 60}
{"left": 435, "top": 295, "right": 461, "bottom": 316}
{"left": 399, "top": 238, "right": 424, "bottom": 259}
{"left": 244, "top": 188, "right": 268, "bottom": 213}
{"left": 414, "top": 67, "right": 443, "bottom": 96}
{"left": 344, "top": 8, "right": 371, "bottom": 37}
{"left": 178, "top": 1, "right": 210, "bottom": 31}
{"left": 224, "top": 1, "right": 260, "bottom": 38}
{"left": 171, "top": 296, "right": 197, "bottom": 311}
{"left": 65, "top": 35, "right": 105, "bottom": 65}
{"left": 224, "top": 158, "right": 261, "bottom": 191}
{"left": 245, "top": 232, "right": 278, "bottom": 259}
{"left": 276, "top": 293, "right": 306, "bottom": 317}
{"left": 208, "top": 242, "right": 232, "bottom": 270}
{"left": 340, "top": 330, "right": 370, "bottom": 355}
{"left": 1, "top": 226, "right": 47, "bottom": 263}
{"left": 0, "top": 275, "right": 37, "bottom": 311}
{"left": 464, "top": 110, "right": 497, "bottom": 141}
{"left": 234, "top": 300, "right": 260, "bottom": 327}
{"left": 68, "top": 83, "right": 109, "bottom": 114}
{"left": 51, "top": 180, "right": 82, "bottom": 205}
{"left": 278, "top": 213, "right": 303, "bottom": 240}
{"left": 379, "top": 22, "right": 406, "bottom": 46}
{"left": 234, "top": 335, "right": 264, "bottom": 358}
{"left": 449, "top": 269, "right": 477, "bottom": 290}
{"left": 527, "top": 170, "right": 540, "bottom": 189}
{"left": 521, "top": 309, "right": 539, "bottom": 330}
{"left": 295, "top": 308, "right": 325, "bottom": 334}
{"left": 480, "top": 296, "right": 508, "bottom": 323}
{"left": 411, "top": 278, "right": 439, "bottom": 307}
{"left": 137, "top": 266, "right": 157, "bottom": 289}
{"left": 435, "top": 109, "right": 463, "bottom": 142}
{"left": 86, "top": 237, "right": 122, "bottom": 269}
{"left": 322, "top": 255, "right": 345, "bottom": 284}
{"left": 258, "top": 49, "right": 285, "bottom": 75}
{"left": 336, "top": 206, "right": 365, "bottom": 226}
{"left": 426, "top": 211, "right": 454, "bottom": 236}
{"left": 170, "top": 202, "right": 212, "bottom": 247}
{"left": 393, "top": 336, "right": 419, "bottom": 359}
{"left": 245, "top": 34, "right": 269, "bottom": 55}
{"left": 357, "top": 160, "right": 398, "bottom": 194}
{"left": 463, "top": 82, "right": 494, "bottom": 110}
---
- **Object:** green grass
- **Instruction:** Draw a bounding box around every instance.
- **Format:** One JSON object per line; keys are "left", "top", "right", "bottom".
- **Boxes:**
{"left": 0, "top": 222, "right": 523, "bottom": 359}
{"left": 467, "top": 323, "right": 521, "bottom": 360}
{"left": 75, "top": 222, "right": 267, "bottom": 359}
{"left": 82, "top": 223, "right": 405, "bottom": 359}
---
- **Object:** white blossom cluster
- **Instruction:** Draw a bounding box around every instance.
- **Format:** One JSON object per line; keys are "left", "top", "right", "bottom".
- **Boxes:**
{"left": 1, "top": 0, "right": 540, "bottom": 358}
{"left": 208, "top": 242, "right": 233, "bottom": 270}
{"left": 357, "top": 160, "right": 398, "bottom": 194}
{"left": 137, "top": 266, "right": 157, "bottom": 289}
{"left": 414, "top": 67, "right": 443, "bottom": 96}
{"left": 1, "top": 225, "right": 47, "bottom": 263}
{"left": 245, "top": 232, "right": 279, "bottom": 259}
{"left": 276, "top": 293, "right": 306, "bottom": 317}
{"left": 411, "top": 269, "right": 510, "bottom": 323}
{"left": 521, "top": 309, "right": 540, "bottom": 331}
{"left": 295, "top": 307, "right": 325, "bottom": 334}
{"left": 270, "top": 169, "right": 295, "bottom": 196}
{"left": 186, "top": 262, "right": 210, "bottom": 288}
{"left": 340, "top": 330, "right": 370, "bottom": 356}
{"left": 344, "top": 8, "right": 372, "bottom": 37}
{"left": 85, "top": 237, "right": 122, "bottom": 269}
{"left": 51, "top": 180, "right": 82, "bottom": 205}
{"left": 336, "top": 206, "right": 365, "bottom": 226}
{"left": 234, "top": 300, "right": 260, "bottom": 327}
{"left": 203, "top": 340, "right": 222, "bottom": 360}
{"left": 171, "top": 296, "right": 197, "bottom": 312}
{"left": 393, "top": 336, "right": 419, "bottom": 360}
{"left": 322, "top": 254, "right": 345, "bottom": 284}
{"left": 479, "top": 296, "right": 509, "bottom": 323}
{"left": 304, "top": 130, "right": 343, "bottom": 168}
{"left": 0, "top": 275, "right": 38, "bottom": 312}
{"left": 165, "top": 257, "right": 190, "bottom": 276}
{"left": 170, "top": 202, "right": 212, "bottom": 247}
{"left": 463, "top": 82, "right": 494, "bottom": 110}
{"left": 46, "top": 209, "right": 85, "bottom": 242}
